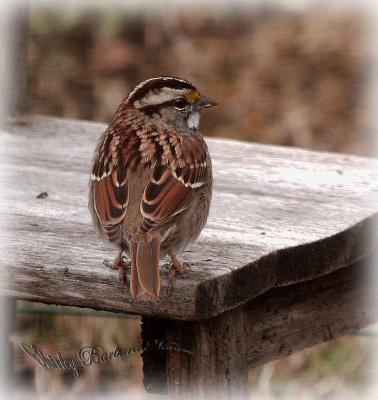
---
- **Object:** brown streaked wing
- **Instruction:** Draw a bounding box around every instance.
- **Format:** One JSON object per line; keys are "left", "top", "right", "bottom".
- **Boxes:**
{"left": 93, "top": 168, "right": 129, "bottom": 242}
{"left": 91, "top": 125, "right": 140, "bottom": 242}
{"left": 139, "top": 163, "right": 207, "bottom": 233}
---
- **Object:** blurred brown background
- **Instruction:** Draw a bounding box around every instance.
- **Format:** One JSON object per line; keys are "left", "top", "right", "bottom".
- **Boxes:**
{"left": 14, "top": 2, "right": 377, "bottom": 399}
{"left": 28, "top": 3, "right": 370, "bottom": 155}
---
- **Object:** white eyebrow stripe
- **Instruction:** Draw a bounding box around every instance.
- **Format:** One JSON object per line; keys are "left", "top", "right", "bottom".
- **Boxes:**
{"left": 133, "top": 88, "right": 189, "bottom": 108}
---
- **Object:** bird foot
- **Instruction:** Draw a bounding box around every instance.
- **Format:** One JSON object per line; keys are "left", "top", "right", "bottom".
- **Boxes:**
{"left": 162, "top": 260, "right": 191, "bottom": 293}
{"left": 103, "top": 254, "right": 131, "bottom": 291}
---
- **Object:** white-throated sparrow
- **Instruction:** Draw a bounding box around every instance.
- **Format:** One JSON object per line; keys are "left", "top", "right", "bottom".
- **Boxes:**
{"left": 89, "top": 76, "right": 217, "bottom": 299}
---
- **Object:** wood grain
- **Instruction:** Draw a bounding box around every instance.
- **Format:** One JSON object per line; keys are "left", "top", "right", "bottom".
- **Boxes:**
{"left": 163, "top": 305, "right": 248, "bottom": 399}
{"left": 0, "top": 115, "right": 377, "bottom": 320}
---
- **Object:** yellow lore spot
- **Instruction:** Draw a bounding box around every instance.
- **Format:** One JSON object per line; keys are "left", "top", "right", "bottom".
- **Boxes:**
{"left": 185, "top": 90, "right": 201, "bottom": 100}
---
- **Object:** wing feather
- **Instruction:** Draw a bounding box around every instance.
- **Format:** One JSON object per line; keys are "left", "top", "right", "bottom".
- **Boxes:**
{"left": 139, "top": 161, "right": 208, "bottom": 233}
{"left": 93, "top": 169, "right": 129, "bottom": 242}
{"left": 91, "top": 126, "right": 131, "bottom": 243}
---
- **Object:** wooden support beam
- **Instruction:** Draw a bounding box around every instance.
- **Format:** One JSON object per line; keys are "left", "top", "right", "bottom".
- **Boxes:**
{"left": 141, "top": 318, "right": 168, "bottom": 394}
{"left": 142, "top": 305, "right": 248, "bottom": 399}
{"left": 141, "top": 253, "right": 377, "bottom": 397}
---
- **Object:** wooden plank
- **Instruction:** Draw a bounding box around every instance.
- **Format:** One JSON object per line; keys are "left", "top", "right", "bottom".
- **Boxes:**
{"left": 0, "top": 115, "right": 377, "bottom": 320}
{"left": 245, "top": 253, "right": 378, "bottom": 368}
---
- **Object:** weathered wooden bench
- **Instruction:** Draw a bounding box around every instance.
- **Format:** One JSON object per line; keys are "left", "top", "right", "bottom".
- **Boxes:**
{"left": 1, "top": 115, "right": 378, "bottom": 398}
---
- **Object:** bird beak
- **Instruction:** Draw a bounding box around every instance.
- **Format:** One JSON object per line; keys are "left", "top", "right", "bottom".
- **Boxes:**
{"left": 195, "top": 95, "right": 218, "bottom": 111}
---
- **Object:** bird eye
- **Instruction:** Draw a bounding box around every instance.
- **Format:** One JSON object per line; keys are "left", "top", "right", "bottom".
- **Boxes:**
{"left": 173, "top": 98, "right": 188, "bottom": 110}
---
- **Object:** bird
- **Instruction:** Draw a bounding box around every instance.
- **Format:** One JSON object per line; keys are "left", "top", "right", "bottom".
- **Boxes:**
{"left": 89, "top": 76, "right": 217, "bottom": 300}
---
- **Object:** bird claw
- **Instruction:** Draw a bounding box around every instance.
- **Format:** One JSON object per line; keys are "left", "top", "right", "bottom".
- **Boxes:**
{"left": 103, "top": 255, "right": 131, "bottom": 292}
{"left": 182, "top": 262, "right": 191, "bottom": 271}
{"left": 164, "top": 261, "right": 191, "bottom": 294}
{"left": 161, "top": 263, "right": 170, "bottom": 272}
{"left": 121, "top": 254, "right": 129, "bottom": 264}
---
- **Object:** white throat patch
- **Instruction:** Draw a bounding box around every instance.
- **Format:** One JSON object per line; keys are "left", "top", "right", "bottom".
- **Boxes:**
{"left": 187, "top": 112, "right": 200, "bottom": 130}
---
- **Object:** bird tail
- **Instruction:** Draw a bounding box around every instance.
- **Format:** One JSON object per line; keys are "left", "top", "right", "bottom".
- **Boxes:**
{"left": 130, "top": 237, "right": 160, "bottom": 299}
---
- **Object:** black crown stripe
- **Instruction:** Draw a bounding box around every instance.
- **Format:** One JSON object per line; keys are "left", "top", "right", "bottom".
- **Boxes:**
{"left": 127, "top": 77, "right": 195, "bottom": 104}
